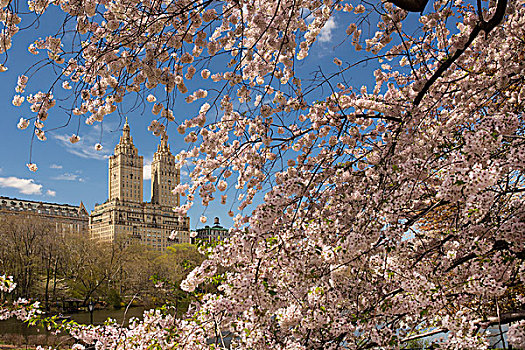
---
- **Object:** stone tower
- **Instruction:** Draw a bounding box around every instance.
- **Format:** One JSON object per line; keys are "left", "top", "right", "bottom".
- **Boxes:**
{"left": 150, "top": 135, "right": 179, "bottom": 207}
{"left": 108, "top": 117, "right": 144, "bottom": 203}
{"left": 90, "top": 118, "right": 190, "bottom": 248}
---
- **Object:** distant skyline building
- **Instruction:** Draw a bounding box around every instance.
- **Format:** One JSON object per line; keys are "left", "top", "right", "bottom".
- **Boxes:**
{"left": 89, "top": 118, "right": 190, "bottom": 250}
{"left": 0, "top": 119, "right": 192, "bottom": 250}
{"left": 193, "top": 217, "right": 229, "bottom": 244}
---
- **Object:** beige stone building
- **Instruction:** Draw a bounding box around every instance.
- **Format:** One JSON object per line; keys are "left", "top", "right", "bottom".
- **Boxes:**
{"left": 89, "top": 119, "right": 190, "bottom": 250}
{"left": 0, "top": 196, "right": 89, "bottom": 234}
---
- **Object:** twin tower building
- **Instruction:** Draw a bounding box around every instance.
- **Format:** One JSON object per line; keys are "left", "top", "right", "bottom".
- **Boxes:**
{"left": 89, "top": 118, "right": 191, "bottom": 250}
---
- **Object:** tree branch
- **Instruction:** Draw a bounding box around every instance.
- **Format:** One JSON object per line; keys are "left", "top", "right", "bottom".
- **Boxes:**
{"left": 445, "top": 240, "right": 525, "bottom": 273}
{"left": 388, "top": 0, "right": 429, "bottom": 12}
{"left": 402, "top": 311, "right": 525, "bottom": 343}
{"left": 413, "top": 0, "right": 508, "bottom": 106}
{"left": 354, "top": 113, "right": 402, "bottom": 123}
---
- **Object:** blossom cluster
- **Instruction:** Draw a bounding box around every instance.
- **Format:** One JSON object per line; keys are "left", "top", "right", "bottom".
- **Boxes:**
{"left": 0, "top": 275, "right": 41, "bottom": 322}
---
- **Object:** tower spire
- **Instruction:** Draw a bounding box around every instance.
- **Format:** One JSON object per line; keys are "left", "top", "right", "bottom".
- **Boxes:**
{"left": 121, "top": 117, "right": 131, "bottom": 143}
{"left": 108, "top": 115, "right": 143, "bottom": 203}
{"left": 158, "top": 133, "right": 169, "bottom": 152}
{"left": 151, "top": 133, "right": 178, "bottom": 207}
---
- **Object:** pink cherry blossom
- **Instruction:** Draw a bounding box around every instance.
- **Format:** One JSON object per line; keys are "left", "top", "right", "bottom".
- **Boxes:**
{"left": 1, "top": 0, "right": 524, "bottom": 347}
{"left": 69, "top": 134, "right": 80, "bottom": 143}
{"left": 26, "top": 163, "right": 37, "bottom": 172}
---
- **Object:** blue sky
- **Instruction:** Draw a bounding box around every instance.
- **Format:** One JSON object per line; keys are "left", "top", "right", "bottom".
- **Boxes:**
{"left": 0, "top": 8, "right": 382, "bottom": 230}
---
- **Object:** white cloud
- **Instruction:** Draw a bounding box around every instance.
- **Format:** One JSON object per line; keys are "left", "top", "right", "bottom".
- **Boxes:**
{"left": 0, "top": 176, "right": 43, "bottom": 195}
{"left": 318, "top": 17, "right": 337, "bottom": 43}
{"left": 181, "top": 170, "right": 189, "bottom": 178}
{"left": 53, "top": 134, "right": 111, "bottom": 160}
{"left": 46, "top": 189, "right": 56, "bottom": 197}
{"left": 50, "top": 164, "right": 63, "bottom": 169}
{"left": 143, "top": 157, "right": 152, "bottom": 180}
{"left": 52, "top": 173, "right": 84, "bottom": 182}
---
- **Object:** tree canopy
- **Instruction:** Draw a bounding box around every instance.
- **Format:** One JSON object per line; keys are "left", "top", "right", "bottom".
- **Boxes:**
{"left": 1, "top": 0, "right": 524, "bottom": 347}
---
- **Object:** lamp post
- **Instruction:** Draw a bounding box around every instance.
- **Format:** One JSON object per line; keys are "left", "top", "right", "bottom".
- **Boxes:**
{"left": 87, "top": 299, "right": 94, "bottom": 325}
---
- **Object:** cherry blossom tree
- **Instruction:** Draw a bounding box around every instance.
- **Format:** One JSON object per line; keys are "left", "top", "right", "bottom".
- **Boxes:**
{"left": 1, "top": 0, "right": 525, "bottom": 347}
